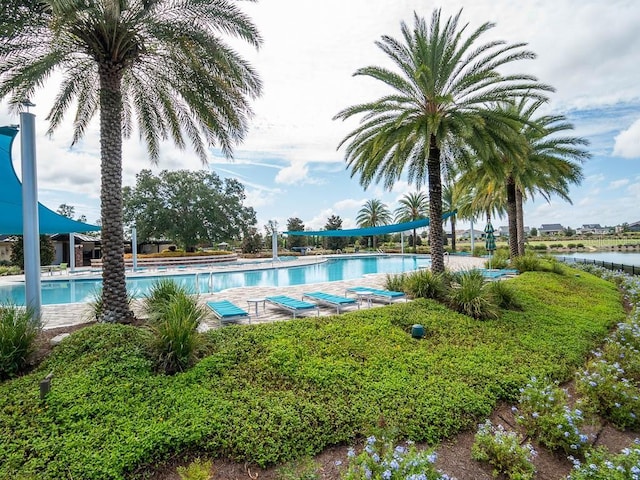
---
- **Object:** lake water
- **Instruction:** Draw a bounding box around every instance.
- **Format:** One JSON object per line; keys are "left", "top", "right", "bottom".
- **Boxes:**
{"left": 555, "top": 251, "right": 640, "bottom": 267}
{"left": 0, "top": 255, "right": 430, "bottom": 306}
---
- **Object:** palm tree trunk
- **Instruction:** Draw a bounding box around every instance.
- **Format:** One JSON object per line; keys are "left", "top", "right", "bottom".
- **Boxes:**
{"left": 427, "top": 135, "right": 445, "bottom": 273}
{"left": 413, "top": 228, "right": 417, "bottom": 253}
{"left": 516, "top": 188, "right": 526, "bottom": 256}
{"left": 450, "top": 216, "right": 457, "bottom": 252}
{"left": 99, "top": 65, "right": 134, "bottom": 323}
{"left": 506, "top": 175, "right": 518, "bottom": 259}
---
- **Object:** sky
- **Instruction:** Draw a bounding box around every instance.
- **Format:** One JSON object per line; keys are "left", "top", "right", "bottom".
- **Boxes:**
{"left": 1, "top": 0, "right": 640, "bottom": 236}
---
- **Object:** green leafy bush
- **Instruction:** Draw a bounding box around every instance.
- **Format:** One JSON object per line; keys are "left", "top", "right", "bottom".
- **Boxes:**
{"left": 511, "top": 254, "right": 541, "bottom": 272}
{"left": 486, "top": 280, "right": 522, "bottom": 310}
{"left": 384, "top": 273, "right": 406, "bottom": 294}
{"left": 471, "top": 420, "right": 536, "bottom": 480}
{"left": 143, "top": 278, "right": 192, "bottom": 321}
{"left": 0, "top": 266, "right": 21, "bottom": 276}
{"left": 0, "top": 303, "right": 41, "bottom": 379}
{"left": 447, "top": 270, "right": 498, "bottom": 320}
{"left": 149, "top": 291, "right": 205, "bottom": 374}
{"left": 403, "top": 269, "right": 448, "bottom": 300}
{"left": 341, "top": 435, "right": 447, "bottom": 479}
{"left": 276, "top": 456, "right": 320, "bottom": 480}
{"left": 513, "top": 377, "right": 590, "bottom": 455}
{"left": 485, "top": 249, "right": 510, "bottom": 269}
{"left": 177, "top": 457, "right": 213, "bottom": 480}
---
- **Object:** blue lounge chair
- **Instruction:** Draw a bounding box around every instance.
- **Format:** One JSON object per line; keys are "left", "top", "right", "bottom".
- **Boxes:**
{"left": 475, "top": 268, "right": 519, "bottom": 280}
{"left": 345, "top": 286, "right": 406, "bottom": 305}
{"left": 265, "top": 295, "right": 319, "bottom": 318}
{"left": 207, "top": 300, "right": 251, "bottom": 325}
{"left": 302, "top": 291, "right": 358, "bottom": 314}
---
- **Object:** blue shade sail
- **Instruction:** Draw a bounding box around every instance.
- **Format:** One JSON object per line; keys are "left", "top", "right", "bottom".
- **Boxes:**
{"left": 0, "top": 125, "right": 101, "bottom": 234}
{"left": 284, "top": 212, "right": 456, "bottom": 237}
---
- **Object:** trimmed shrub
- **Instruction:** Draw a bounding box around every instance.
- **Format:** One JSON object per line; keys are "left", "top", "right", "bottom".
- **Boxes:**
{"left": 447, "top": 270, "right": 498, "bottom": 320}
{"left": 177, "top": 457, "right": 213, "bottom": 480}
{"left": 0, "top": 304, "right": 41, "bottom": 379}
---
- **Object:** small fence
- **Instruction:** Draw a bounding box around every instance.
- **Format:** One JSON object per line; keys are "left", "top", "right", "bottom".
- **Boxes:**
{"left": 557, "top": 256, "right": 640, "bottom": 276}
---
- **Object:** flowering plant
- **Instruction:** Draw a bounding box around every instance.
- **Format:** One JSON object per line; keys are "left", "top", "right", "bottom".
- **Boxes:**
{"left": 566, "top": 440, "right": 640, "bottom": 480}
{"left": 513, "top": 377, "right": 590, "bottom": 455}
{"left": 341, "top": 435, "right": 451, "bottom": 480}
{"left": 471, "top": 420, "right": 536, "bottom": 480}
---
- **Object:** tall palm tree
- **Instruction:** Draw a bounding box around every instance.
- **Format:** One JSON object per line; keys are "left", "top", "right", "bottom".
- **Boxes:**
{"left": 1, "top": 0, "right": 262, "bottom": 322}
{"left": 394, "top": 191, "right": 428, "bottom": 253}
{"left": 464, "top": 98, "right": 588, "bottom": 257}
{"left": 356, "top": 199, "right": 391, "bottom": 249}
{"left": 334, "top": 9, "right": 551, "bottom": 273}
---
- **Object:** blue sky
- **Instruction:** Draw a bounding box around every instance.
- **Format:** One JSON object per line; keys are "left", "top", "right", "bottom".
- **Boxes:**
{"left": 1, "top": 0, "right": 639, "bottom": 235}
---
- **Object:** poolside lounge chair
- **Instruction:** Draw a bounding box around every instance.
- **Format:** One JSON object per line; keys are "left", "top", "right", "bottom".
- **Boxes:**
{"left": 206, "top": 300, "right": 251, "bottom": 325}
{"left": 345, "top": 286, "right": 406, "bottom": 305}
{"left": 265, "top": 295, "right": 320, "bottom": 318}
{"left": 475, "top": 268, "right": 519, "bottom": 280}
{"left": 302, "top": 291, "right": 358, "bottom": 314}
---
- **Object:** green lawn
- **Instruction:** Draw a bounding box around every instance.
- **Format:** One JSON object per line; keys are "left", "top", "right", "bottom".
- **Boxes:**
{"left": 0, "top": 270, "right": 625, "bottom": 479}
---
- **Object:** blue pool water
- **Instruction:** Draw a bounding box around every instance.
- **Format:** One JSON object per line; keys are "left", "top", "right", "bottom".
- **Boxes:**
{"left": 1, "top": 255, "right": 430, "bottom": 306}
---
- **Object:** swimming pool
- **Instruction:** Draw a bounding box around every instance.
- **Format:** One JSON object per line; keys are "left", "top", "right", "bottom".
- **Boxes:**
{"left": 1, "top": 255, "right": 430, "bottom": 306}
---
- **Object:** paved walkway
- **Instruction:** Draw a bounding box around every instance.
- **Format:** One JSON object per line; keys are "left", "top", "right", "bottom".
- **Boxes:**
{"left": 1, "top": 254, "right": 485, "bottom": 330}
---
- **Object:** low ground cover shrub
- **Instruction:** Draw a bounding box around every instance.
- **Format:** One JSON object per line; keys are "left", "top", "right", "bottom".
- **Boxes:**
{"left": 471, "top": 420, "right": 536, "bottom": 480}
{"left": 0, "top": 265, "right": 21, "bottom": 276}
{"left": 0, "top": 271, "right": 625, "bottom": 478}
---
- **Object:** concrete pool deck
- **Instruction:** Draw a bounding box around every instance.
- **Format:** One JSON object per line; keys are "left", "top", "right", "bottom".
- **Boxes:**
{"left": 0, "top": 254, "right": 486, "bottom": 330}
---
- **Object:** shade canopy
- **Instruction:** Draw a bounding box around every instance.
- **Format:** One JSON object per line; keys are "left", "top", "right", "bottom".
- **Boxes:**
{"left": 284, "top": 212, "right": 456, "bottom": 237}
{"left": 0, "top": 125, "right": 101, "bottom": 235}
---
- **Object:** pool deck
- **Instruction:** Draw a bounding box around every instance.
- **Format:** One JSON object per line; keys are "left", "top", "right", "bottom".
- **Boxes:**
{"left": 1, "top": 254, "right": 485, "bottom": 330}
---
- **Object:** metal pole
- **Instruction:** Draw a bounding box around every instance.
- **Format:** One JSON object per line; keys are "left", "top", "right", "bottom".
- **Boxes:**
{"left": 470, "top": 218, "right": 475, "bottom": 254}
{"left": 132, "top": 227, "right": 138, "bottom": 271}
{"left": 400, "top": 231, "right": 404, "bottom": 254}
{"left": 69, "top": 232, "right": 76, "bottom": 273}
{"left": 272, "top": 229, "right": 278, "bottom": 261}
{"left": 20, "top": 108, "right": 42, "bottom": 318}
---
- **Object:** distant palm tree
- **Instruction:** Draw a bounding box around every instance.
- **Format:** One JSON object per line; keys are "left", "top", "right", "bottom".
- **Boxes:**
{"left": 335, "top": 9, "right": 551, "bottom": 273}
{"left": 442, "top": 183, "right": 473, "bottom": 252}
{"left": 356, "top": 199, "right": 391, "bottom": 249}
{"left": 1, "top": 0, "right": 262, "bottom": 322}
{"left": 394, "top": 192, "right": 428, "bottom": 253}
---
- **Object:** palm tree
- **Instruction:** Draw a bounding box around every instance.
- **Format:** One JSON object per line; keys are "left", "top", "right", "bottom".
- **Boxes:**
{"left": 441, "top": 183, "right": 473, "bottom": 252}
{"left": 463, "top": 98, "right": 588, "bottom": 257}
{"left": 394, "top": 191, "right": 428, "bottom": 253}
{"left": 356, "top": 199, "right": 391, "bottom": 249}
{"left": 334, "top": 9, "right": 551, "bottom": 273}
{"left": 1, "top": 0, "right": 262, "bottom": 322}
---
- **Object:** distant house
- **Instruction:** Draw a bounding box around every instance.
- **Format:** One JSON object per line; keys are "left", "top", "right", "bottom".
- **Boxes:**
{"left": 628, "top": 221, "right": 640, "bottom": 232}
{"left": 459, "top": 229, "right": 484, "bottom": 240}
{"left": 577, "top": 224, "right": 609, "bottom": 235}
{"left": 50, "top": 233, "right": 101, "bottom": 266}
{"left": 538, "top": 223, "right": 564, "bottom": 236}
{"left": 496, "top": 226, "right": 531, "bottom": 237}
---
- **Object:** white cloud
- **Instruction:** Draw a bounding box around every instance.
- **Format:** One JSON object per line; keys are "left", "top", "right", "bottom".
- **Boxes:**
{"left": 609, "top": 179, "right": 630, "bottom": 189}
{"left": 334, "top": 198, "right": 367, "bottom": 211}
{"left": 275, "top": 162, "right": 310, "bottom": 185}
{"left": 613, "top": 119, "right": 640, "bottom": 158}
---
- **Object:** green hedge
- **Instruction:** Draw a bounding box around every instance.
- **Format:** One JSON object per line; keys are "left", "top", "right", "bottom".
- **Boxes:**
{"left": 0, "top": 271, "right": 624, "bottom": 479}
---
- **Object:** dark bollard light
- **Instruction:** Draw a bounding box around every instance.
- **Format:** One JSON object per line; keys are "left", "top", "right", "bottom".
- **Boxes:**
{"left": 411, "top": 324, "right": 425, "bottom": 339}
{"left": 40, "top": 372, "right": 54, "bottom": 400}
